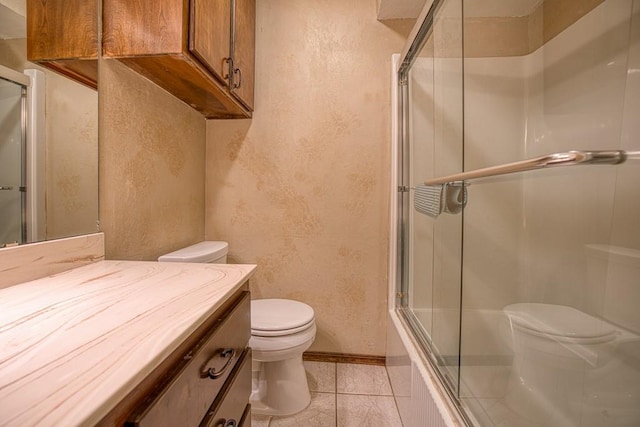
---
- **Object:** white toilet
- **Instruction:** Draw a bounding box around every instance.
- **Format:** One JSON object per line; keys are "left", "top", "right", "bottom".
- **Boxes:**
{"left": 249, "top": 298, "right": 316, "bottom": 416}
{"left": 158, "top": 241, "right": 317, "bottom": 416}
{"left": 503, "top": 302, "right": 635, "bottom": 425}
{"left": 502, "top": 245, "right": 640, "bottom": 426}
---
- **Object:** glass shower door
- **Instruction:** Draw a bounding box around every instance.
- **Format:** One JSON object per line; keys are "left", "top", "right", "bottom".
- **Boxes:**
{"left": 398, "top": 0, "right": 639, "bottom": 426}
{"left": 398, "top": 0, "right": 464, "bottom": 394}
{"left": 0, "top": 76, "right": 26, "bottom": 246}
{"left": 458, "top": 1, "right": 640, "bottom": 425}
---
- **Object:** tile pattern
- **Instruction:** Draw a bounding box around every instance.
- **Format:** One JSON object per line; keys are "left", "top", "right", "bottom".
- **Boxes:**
{"left": 336, "top": 363, "right": 393, "bottom": 396}
{"left": 252, "top": 362, "right": 402, "bottom": 426}
{"left": 337, "top": 394, "right": 402, "bottom": 427}
{"left": 306, "top": 361, "right": 336, "bottom": 393}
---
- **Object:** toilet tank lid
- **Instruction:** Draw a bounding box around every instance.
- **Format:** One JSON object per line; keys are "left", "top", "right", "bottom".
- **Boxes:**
{"left": 158, "top": 241, "right": 228, "bottom": 263}
{"left": 251, "top": 299, "right": 315, "bottom": 331}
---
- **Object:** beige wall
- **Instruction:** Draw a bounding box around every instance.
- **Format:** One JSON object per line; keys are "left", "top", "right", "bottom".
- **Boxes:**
{"left": 99, "top": 59, "right": 206, "bottom": 260}
{"left": 205, "top": 0, "right": 413, "bottom": 355}
{"left": 45, "top": 65, "right": 99, "bottom": 240}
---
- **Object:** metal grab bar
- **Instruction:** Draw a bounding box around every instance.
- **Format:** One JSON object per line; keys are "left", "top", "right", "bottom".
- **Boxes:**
{"left": 424, "top": 150, "right": 627, "bottom": 186}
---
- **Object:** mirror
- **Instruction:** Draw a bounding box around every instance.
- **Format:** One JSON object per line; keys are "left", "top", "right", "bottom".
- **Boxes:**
{"left": 0, "top": 0, "right": 98, "bottom": 246}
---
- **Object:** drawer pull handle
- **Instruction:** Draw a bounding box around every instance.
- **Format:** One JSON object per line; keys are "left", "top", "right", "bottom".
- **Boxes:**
{"left": 202, "top": 348, "right": 236, "bottom": 379}
{"left": 233, "top": 67, "right": 242, "bottom": 89}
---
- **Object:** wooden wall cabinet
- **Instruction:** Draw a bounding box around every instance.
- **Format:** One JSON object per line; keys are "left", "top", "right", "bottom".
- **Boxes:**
{"left": 26, "top": 0, "right": 99, "bottom": 90}
{"left": 103, "top": 0, "right": 255, "bottom": 119}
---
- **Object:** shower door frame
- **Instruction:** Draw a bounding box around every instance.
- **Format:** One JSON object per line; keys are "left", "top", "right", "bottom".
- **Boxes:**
{"left": 0, "top": 64, "right": 46, "bottom": 245}
{"left": 394, "top": 0, "right": 471, "bottom": 425}
{"left": 0, "top": 66, "right": 28, "bottom": 245}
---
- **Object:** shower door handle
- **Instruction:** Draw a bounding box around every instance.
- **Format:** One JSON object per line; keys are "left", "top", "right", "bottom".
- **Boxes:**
{"left": 423, "top": 150, "right": 628, "bottom": 186}
{"left": 0, "top": 186, "right": 14, "bottom": 190}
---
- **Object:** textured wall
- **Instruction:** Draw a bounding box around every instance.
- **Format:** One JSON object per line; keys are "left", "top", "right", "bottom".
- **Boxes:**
{"left": 100, "top": 59, "right": 206, "bottom": 260}
{"left": 206, "top": 0, "right": 413, "bottom": 355}
{"left": 45, "top": 68, "right": 99, "bottom": 240}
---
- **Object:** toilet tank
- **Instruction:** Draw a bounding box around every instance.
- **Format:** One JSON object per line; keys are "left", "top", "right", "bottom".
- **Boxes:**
{"left": 585, "top": 244, "right": 640, "bottom": 333}
{"left": 158, "top": 241, "right": 228, "bottom": 264}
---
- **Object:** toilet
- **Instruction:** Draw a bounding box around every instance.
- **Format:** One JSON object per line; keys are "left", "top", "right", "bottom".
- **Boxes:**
{"left": 504, "top": 303, "right": 626, "bottom": 424}
{"left": 502, "top": 245, "right": 640, "bottom": 426}
{"left": 250, "top": 298, "right": 316, "bottom": 415}
{"left": 158, "top": 241, "right": 317, "bottom": 416}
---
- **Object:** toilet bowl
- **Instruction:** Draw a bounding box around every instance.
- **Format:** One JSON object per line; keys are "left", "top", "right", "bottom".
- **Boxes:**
{"left": 503, "top": 303, "right": 638, "bottom": 426}
{"left": 250, "top": 298, "right": 316, "bottom": 416}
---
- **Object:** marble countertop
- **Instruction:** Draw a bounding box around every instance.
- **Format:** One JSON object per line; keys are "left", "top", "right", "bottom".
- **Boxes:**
{"left": 0, "top": 260, "right": 256, "bottom": 427}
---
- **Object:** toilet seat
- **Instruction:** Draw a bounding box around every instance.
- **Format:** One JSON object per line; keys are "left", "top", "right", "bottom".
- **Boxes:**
{"left": 251, "top": 299, "right": 315, "bottom": 337}
{"left": 504, "top": 303, "right": 618, "bottom": 343}
{"left": 250, "top": 323, "right": 317, "bottom": 356}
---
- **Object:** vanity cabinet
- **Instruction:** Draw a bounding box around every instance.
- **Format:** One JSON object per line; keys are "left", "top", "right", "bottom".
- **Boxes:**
{"left": 98, "top": 288, "right": 252, "bottom": 426}
{"left": 103, "top": 0, "right": 255, "bottom": 119}
{"left": 26, "top": 0, "right": 99, "bottom": 89}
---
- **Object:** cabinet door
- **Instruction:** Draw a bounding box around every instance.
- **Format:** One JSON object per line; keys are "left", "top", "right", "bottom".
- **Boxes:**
{"left": 230, "top": 0, "right": 255, "bottom": 110}
{"left": 27, "top": 0, "right": 99, "bottom": 88}
{"left": 27, "top": 0, "right": 98, "bottom": 60}
{"left": 190, "top": 0, "right": 232, "bottom": 85}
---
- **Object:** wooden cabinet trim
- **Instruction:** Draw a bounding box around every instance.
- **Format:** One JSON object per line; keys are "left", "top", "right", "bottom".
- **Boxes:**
{"left": 229, "top": 0, "right": 256, "bottom": 110}
{"left": 114, "top": 54, "right": 250, "bottom": 119}
{"left": 189, "top": 0, "right": 232, "bottom": 86}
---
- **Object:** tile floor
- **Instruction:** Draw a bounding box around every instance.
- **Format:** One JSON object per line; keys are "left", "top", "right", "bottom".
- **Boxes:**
{"left": 251, "top": 361, "right": 403, "bottom": 427}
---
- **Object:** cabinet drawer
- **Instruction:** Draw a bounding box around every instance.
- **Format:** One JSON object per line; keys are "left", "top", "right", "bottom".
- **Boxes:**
{"left": 126, "top": 292, "right": 250, "bottom": 427}
{"left": 201, "top": 348, "right": 252, "bottom": 427}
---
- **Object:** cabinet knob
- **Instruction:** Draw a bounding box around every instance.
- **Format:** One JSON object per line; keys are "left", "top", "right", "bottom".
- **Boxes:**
{"left": 200, "top": 348, "right": 236, "bottom": 379}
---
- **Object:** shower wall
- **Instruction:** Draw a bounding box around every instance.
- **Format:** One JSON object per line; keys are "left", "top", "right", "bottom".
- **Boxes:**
{"left": 460, "top": 0, "right": 640, "bottom": 407}
{"left": 391, "top": 1, "right": 639, "bottom": 426}
{"left": 521, "top": 0, "right": 635, "bottom": 310}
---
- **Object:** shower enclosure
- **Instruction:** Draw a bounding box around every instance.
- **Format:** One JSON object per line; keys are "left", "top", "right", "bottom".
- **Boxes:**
{"left": 0, "top": 65, "right": 45, "bottom": 247}
{"left": 395, "top": 0, "right": 640, "bottom": 425}
{"left": 0, "top": 72, "right": 26, "bottom": 245}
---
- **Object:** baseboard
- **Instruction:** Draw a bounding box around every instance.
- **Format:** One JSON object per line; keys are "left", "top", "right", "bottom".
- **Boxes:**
{"left": 303, "top": 351, "right": 386, "bottom": 366}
